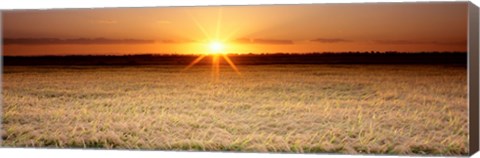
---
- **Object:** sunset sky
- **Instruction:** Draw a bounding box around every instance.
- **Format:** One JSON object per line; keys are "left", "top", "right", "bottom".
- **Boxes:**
{"left": 2, "top": 2, "right": 468, "bottom": 56}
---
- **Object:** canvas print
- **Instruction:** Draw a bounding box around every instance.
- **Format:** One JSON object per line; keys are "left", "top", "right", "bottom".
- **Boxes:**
{"left": 1, "top": 2, "right": 470, "bottom": 156}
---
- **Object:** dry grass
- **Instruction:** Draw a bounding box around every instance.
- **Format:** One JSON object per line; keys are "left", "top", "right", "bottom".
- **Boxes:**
{"left": 1, "top": 64, "right": 468, "bottom": 155}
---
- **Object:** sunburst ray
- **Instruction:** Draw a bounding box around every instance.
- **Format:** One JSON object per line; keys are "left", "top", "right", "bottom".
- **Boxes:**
{"left": 221, "top": 54, "right": 241, "bottom": 75}
{"left": 181, "top": 7, "right": 241, "bottom": 81}
{"left": 182, "top": 55, "right": 206, "bottom": 72}
{"left": 185, "top": 10, "right": 211, "bottom": 40}
{"left": 215, "top": 8, "right": 223, "bottom": 40}
{"left": 211, "top": 55, "right": 221, "bottom": 81}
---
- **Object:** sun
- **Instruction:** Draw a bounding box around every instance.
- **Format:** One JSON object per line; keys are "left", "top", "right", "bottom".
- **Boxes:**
{"left": 181, "top": 8, "right": 241, "bottom": 80}
{"left": 209, "top": 41, "right": 225, "bottom": 54}
{"left": 182, "top": 40, "right": 241, "bottom": 80}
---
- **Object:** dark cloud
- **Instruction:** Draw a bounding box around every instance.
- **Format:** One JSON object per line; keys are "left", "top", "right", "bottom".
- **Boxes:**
{"left": 159, "top": 39, "right": 176, "bottom": 44}
{"left": 374, "top": 40, "right": 423, "bottom": 45}
{"left": 3, "top": 38, "right": 155, "bottom": 45}
{"left": 255, "top": 39, "right": 293, "bottom": 45}
{"left": 374, "top": 40, "right": 467, "bottom": 46}
{"left": 235, "top": 38, "right": 293, "bottom": 45}
{"left": 310, "top": 38, "right": 352, "bottom": 43}
{"left": 235, "top": 38, "right": 252, "bottom": 44}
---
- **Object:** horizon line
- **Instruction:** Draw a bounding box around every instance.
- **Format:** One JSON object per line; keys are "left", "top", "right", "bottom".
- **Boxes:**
{"left": 3, "top": 51, "right": 468, "bottom": 57}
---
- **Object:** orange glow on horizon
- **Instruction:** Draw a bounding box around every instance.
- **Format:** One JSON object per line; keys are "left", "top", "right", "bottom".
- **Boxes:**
{"left": 2, "top": 3, "right": 468, "bottom": 56}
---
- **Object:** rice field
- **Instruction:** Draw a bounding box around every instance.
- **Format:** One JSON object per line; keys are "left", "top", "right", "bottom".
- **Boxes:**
{"left": 1, "top": 64, "right": 468, "bottom": 155}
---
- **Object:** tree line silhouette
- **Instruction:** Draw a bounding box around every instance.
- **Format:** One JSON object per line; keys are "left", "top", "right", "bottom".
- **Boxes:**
{"left": 4, "top": 51, "right": 466, "bottom": 66}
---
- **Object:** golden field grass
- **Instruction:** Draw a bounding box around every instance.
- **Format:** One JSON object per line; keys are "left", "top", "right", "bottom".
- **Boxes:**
{"left": 1, "top": 64, "right": 468, "bottom": 155}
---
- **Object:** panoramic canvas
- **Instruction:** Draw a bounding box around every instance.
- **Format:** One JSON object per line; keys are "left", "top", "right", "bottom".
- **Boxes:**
{"left": 1, "top": 2, "right": 470, "bottom": 156}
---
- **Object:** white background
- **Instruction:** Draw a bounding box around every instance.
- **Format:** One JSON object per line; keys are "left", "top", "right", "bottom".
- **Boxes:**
{"left": 0, "top": 0, "right": 479, "bottom": 158}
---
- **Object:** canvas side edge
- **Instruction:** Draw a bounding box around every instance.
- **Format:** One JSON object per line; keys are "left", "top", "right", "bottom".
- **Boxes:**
{"left": 468, "top": 1, "right": 480, "bottom": 156}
